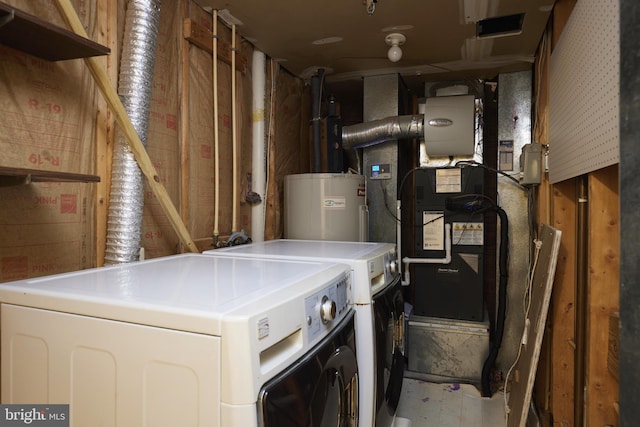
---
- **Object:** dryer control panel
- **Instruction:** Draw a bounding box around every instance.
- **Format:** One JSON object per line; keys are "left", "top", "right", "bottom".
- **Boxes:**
{"left": 305, "top": 272, "right": 351, "bottom": 343}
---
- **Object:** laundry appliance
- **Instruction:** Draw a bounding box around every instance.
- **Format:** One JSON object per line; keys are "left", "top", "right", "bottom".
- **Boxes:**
{"left": 0, "top": 254, "right": 358, "bottom": 427}
{"left": 205, "top": 239, "right": 404, "bottom": 427}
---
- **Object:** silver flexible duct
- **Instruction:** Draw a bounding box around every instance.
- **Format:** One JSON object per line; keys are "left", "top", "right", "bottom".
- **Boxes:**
{"left": 341, "top": 114, "right": 423, "bottom": 172}
{"left": 104, "top": 0, "right": 161, "bottom": 264}
{"left": 342, "top": 114, "right": 424, "bottom": 148}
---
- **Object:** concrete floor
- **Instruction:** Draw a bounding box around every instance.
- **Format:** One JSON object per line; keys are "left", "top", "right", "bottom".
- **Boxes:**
{"left": 395, "top": 378, "right": 506, "bottom": 427}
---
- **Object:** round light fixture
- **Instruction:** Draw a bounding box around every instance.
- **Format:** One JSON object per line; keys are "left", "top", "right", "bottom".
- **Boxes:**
{"left": 385, "top": 33, "right": 406, "bottom": 63}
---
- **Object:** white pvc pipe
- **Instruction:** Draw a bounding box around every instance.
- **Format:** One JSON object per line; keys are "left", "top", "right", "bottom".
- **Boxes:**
{"left": 251, "top": 51, "right": 266, "bottom": 242}
{"left": 397, "top": 200, "right": 404, "bottom": 283}
{"left": 231, "top": 23, "right": 238, "bottom": 232}
{"left": 212, "top": 10, "right": 220, "bottom": 241}
{"left": 401, "top": 223, "right": 452, "bottom": 286}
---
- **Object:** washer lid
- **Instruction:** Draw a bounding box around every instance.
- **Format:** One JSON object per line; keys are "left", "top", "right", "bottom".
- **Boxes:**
{"left": 0, "top": 254, "right": 349, "bottom": 335}
{"left": 207, "top": 239, "right": 398, "bottom": 302}
{"left": 210, "top": 239, "right": 394, "bottom": 261}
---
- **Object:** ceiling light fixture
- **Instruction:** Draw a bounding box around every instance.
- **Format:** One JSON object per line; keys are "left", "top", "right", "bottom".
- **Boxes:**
{"left": 385, "top": 33, "right": 406, "bottom": 62}
{"left": 365, "top": 0, "right": 377, "bottom": 15}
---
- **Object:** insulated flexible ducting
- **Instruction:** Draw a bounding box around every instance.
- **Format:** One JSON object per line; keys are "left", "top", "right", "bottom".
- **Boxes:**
{"left": 342, "top": 114, "right": 423, "bottom": 149}
{"left": 104, "top": 0, "right": 161, "bottom": 264}
{"left": 341, "top": 114, "right": 423, "bottom": 171}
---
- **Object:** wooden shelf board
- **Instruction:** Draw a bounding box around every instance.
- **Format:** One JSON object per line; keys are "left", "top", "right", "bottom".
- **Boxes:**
{"left": 0, "top": 2, "right": 110, "bottom": 61}
{"left": 0, "top": 166, "right": 100, "bottom": 185}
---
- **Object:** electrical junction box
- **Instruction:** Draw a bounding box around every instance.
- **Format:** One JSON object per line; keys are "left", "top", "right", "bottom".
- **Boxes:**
{"left": 519, "top": 143, "right": 542, "bottom": 185}
{"left": 412, "top": 167, "right": 487, "bottom": 321}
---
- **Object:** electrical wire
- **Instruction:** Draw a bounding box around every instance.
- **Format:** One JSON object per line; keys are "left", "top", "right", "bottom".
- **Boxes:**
{"left": 528, "top": 185, "right": 539, "bottom": 257}
{"left": 379, "top": 180, "right": 401, "bottom": 222}
{"left": 451, "top": 210, "right": 483, "bottom": 246}
{"left": 455, "top": 160, "right": 527, "bottom": 190}
{"left": 398, "top": 166, "right": 422, "bottom": 205}
{"left": 502, "top": 238, "right": 543, "bottom": 424}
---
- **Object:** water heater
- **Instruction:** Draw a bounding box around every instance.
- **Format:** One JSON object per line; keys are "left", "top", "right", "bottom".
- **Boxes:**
{"left": 284, "top": 173, "right": 368, "bottom": 242}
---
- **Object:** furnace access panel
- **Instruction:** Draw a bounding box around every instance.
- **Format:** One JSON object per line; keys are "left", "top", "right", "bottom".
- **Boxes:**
{"left": 412, "top": 167, "right": 487, "bottom": 321}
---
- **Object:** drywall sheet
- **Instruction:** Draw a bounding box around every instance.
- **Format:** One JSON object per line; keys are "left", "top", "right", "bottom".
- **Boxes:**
{"left": 0, "top": 1, "right": 99, "bottom": 281}
{"left": 548, "top": 0, "right": 619, "bottom": 183}
{"left": 507, "top": 224, "right": 562, "bottom": 427}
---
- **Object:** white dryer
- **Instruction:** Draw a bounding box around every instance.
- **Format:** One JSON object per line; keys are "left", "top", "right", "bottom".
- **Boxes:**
{"left": 0, "top": 254, "right": 358, "bottom": 427}
{"left": 205, "top": 239, "right": 404, "bottom": 427}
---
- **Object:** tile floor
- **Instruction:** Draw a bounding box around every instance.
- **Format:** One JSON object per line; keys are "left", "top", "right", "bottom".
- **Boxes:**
{"left": 395, "top": 378, "right": 506, "bottom": 427}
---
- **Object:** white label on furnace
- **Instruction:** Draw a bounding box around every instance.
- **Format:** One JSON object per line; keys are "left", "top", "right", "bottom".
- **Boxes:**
{"left": 257, "top": 317, "right": 269, "bottom": 340}
{"left": 323, "top": 197, "right": 346, "bottom": 209}
{"left": 452, "top": 222, "right": 484, "bottom": 245}
{"left": 435, "top": 168, "right": 462, "bottom": 193}
{"left": 423, "top": 211, "right": 445, "bottom": 250}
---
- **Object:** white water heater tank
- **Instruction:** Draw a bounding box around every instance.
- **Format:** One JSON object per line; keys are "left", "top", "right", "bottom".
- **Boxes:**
{"left": 284, "top": 173, "right": 368, "bottom": 242}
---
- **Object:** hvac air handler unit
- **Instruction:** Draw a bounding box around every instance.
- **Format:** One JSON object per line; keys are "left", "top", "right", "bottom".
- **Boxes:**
{"left": 412, "top": 166, "right": 487, "bottom": 322}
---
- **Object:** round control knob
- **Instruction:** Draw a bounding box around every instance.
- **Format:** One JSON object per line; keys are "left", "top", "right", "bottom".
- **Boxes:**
{"left": 388, "top": 258, "right": 398, "bottom": 275}
{"left": 320, "top": 295, "right": 337, "bottom": 324}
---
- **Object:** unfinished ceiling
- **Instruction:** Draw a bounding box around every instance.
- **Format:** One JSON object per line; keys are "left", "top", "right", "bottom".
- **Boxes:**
{"left": 193, "top": 0, "right": 554, "bottom": 88}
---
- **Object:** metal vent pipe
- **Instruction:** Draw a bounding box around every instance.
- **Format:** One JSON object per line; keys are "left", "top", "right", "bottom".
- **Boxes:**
{"left": 342, "top": 114, "right": 424, "bottom": 149}
{"left": 341, "top": 114, "right": 423, "bottom": 173}
{"left": 104, "top": 0, "right": 161, "bottom": 264}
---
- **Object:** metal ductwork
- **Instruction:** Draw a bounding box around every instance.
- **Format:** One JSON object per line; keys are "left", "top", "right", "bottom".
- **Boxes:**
{"left": 104, "top": 0, "right": 161, "bottom": 265}
{"left": 341, "top": 114, "right": 423, "bottom": 176}
{"left": 342, "top": 114, "right": 424, "bottom": 149}
{"left": 342, "top": 92, "right": 477, "bottom": 171}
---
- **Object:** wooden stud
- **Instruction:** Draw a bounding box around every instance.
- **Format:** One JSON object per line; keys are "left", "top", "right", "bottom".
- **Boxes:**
{"left": 549, "top": 178, "right": 577, "bottom": 426}
{"left": 178, "top": 0, "right": 191, "bottom": 253}
{"left": 586, "top": 165, "right": 620, "bottom": 427}
{"left": 183, "top": 18, "right": 248, "bottom": 73}
{"left": 608, "top": 311, "right": 620, "bottom": 380}
{"left": 94, "top": 0, "right": 117, "bottom": 267}
{"left": 551, "top": 0, "right": 578, "bottom": 50}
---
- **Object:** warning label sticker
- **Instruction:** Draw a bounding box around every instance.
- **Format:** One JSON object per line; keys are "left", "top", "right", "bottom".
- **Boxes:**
{"left": 423, "top": 211, "right": 445, "bottom": 250}
{"left": 452, "top": 222, "right": 484, "bottom": 245}
{"left": 435, "top": 168, "right": 462, "bottom": 193}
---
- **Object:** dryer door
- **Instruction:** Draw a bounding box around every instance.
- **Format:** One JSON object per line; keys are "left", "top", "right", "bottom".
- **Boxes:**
{"left": 374, "top": 277, "right": 405, "bottom": 427}
{"left": 258, "top": 312, "right": 358, "bottom": 427}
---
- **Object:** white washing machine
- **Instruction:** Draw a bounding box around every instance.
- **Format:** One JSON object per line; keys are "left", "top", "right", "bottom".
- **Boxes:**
{"left": 0, "top": 254, "right": 358, "bottom": 427}
{"left": 205, "top": 239, "right": 404, "bottom": 427}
